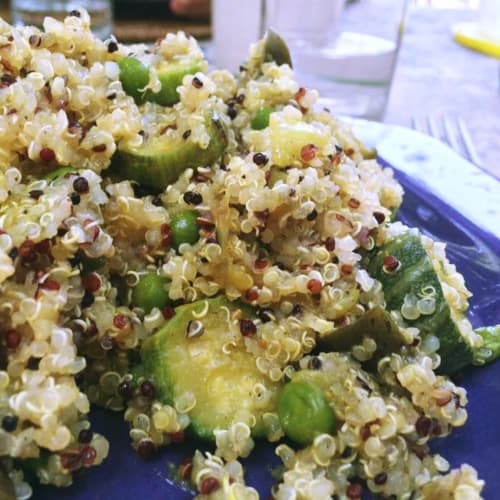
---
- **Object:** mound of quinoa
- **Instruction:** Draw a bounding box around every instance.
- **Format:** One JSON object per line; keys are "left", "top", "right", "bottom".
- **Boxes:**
{"left": 0, "top": 9, "right": 484, "bottom": 500}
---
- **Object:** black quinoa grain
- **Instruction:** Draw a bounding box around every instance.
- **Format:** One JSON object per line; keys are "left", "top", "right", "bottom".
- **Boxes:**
{"left": 227, "top": 106, "right": 237, "bottom": 120}
{"left": 70, "top": 192, "right": 81, "bottom": 205}
{"left": 374, "top": 472, "right": 388, "bottom": 485}
{"left": 192, "top": 76, "right": 203, "bottom": 88}
{"left": 8, "top": 248, "right": 18, "bottom": 260}
{"left": 373, "top": 211, "right": 386, "bottom": 224}
{"left": 81, "top": 290, "right": 94, "bottom": 308}
{"left": 74, "top": 372, "right": 84, "bottom": 386}
{"left": 107, "top": 41, "right": 119, "bottom": 53}
{"left": 2, "top": 415, "right": 18, "bottom": 432}
{"left": 106, "top": 93, "right": 117, "bottom": 100}
{"left": 182, "top": 129, "right": 191, "bottom": 140}
{"left": 431, "top": 419, "right": 442, "bottom": 436}
{"left": 118, "top": 380, "right": 135, "bottom": 400}
{"left": 26, "top": 357, "right": 40, "bottom": 370}
{"left": 235, "top": 94, "right": 245, "bottom": 105}
{"left": 0, "top": 74, "right": 16, "bottom": 87}
{"left": 335, "top": 144, "right": 343, "bottom": 153}
{"left": 415, "top": 415, "right": 433, "bottom": 436}
{"left": 239, "top": 319, "right": 257, "bottom": 336}
{"left": 257, "top": 308, "right": 273, "bottom": 323}
{"left": 306, "top": 209, "right": 318, "bottom": 221}
{"left": 73, "top": 176, "right": 89, "bottom": 194}
{"left": 308, "top": 357, "right": 322, "bottom": 370}
{"left": 78, "top": 428, "right": 93, "bottom": 444}
{"left": 252, "top": 152, "right": 268, "bottom": 166}
{"left": 29, "top": 189, "right": 43, "bottom": 200}
{"left": 140, "top": 380, "right": 156, "bottom": 399}
{"left": 183, "top": 191, "right": 202, "bottom": 205}
{"left": 292, "top": 304, "right": 302, "bottom": 316}
{"left": 69, "top": 9, "right": 81, "bottom": 17}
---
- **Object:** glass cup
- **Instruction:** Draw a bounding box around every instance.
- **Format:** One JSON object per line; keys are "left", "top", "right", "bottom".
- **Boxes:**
{"left": 212, "top": 0, "right": 263, "bottom": 73}
{"left": 264, "top": 0, "right": 409, "bottom": 120}
{"left": 11, "top": 0, "right": 113, "bottom": 39}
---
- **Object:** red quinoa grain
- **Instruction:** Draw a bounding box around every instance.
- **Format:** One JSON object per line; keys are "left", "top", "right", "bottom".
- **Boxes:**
{"left": 200, "top": 477, "right": 220, "bottom": 495}
{"left": 5, "top": 329, "right": 21, "bottom": 349}
{"left": 39, "top": 147, "right": 55, "bottom": 162}
{"left": 383, "top": 255, "right": 400, "bottom": 273}
{"left": 300, "top": 144, "right": 318, "bottom": 162}
{"left": 307, "top": 279, "right": 322, "bottom": 295}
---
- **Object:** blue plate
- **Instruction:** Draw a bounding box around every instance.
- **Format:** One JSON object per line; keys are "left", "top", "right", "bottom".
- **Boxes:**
{"left": 36, "top": 141, "right": 500, "bottom": 499}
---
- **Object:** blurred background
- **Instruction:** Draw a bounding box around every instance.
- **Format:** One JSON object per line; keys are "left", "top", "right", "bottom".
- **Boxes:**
{"left": 0, "top": 0, "right": 498, "bottom": 177}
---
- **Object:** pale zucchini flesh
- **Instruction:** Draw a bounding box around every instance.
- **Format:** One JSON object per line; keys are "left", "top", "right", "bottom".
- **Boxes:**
{"left": 140, "top": 297, "right": 280, "bottom": 440}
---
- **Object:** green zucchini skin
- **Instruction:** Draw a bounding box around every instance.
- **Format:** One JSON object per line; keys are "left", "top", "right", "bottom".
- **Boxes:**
{"left": 140, "top": 296, "right": 280, "bottom": 441}
{"left": 153, "top": 62, "right": 202, "bottom": 106}
{"left": 473, "top": 325, "right": 500, "bottom": 365}
{"left": 110, "top": 112, "right": 227, "bottom": 191}
{"left": 118, "top": 57, "right": 202, "bottom": 107}
{"left": 367, "top": 232, "right": 473, "bottom": 374}
{"left": 316, "top": 307, "right": 406, "bottom": 363}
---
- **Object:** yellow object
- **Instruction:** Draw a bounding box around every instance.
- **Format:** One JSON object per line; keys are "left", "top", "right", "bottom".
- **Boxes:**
{"left": 453, "top": 22, "right": 500, "bottom": 59}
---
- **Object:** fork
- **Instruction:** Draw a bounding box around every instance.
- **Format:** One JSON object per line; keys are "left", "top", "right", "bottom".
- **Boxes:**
{"left": 411, "top": 114, "right": 483, "bottom": 167}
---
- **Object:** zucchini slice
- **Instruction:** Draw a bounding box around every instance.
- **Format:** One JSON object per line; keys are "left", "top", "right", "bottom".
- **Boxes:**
{"left": 367, "top": 231, "right": 475, "bottom": 373}
{"left": 140, "top": 296, "right": 281, "bottom": 440}
{"left": 111, "top": 112, "right": 227, "bottom": 191}
{"left": 473, "top": 325, "right": 500, "bottom": 365}
{"left": 316, "top": 307, "right": 406, "bottom": 362}
{"left": 154, "top": 61, "right": 203, "bottom": 107}
{"left": 118, "top": 56, "right": 203, "bottom": 106}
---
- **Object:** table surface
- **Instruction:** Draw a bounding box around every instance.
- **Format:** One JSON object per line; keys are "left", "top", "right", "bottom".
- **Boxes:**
{"left": 385, "top": 6, "right": 500, "bottom": 179}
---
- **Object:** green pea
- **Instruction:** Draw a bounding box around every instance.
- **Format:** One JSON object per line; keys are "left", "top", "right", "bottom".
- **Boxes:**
{"left": 278, "top": 382, "right": 336, "bottom": 445}
{"left": 133, "top": 273, "right": 171, "bottom": 313}
{"left": 251, "top": 107, "right": 272, "bottom": 130}
{"left": 44, "top": 166, "right": 76, "bottom": 181}
{"left": 171, "top": 210, "right": 200, "bottom": 250}
{"left": 118, "top": 56, "right": 150, "bottom": 105}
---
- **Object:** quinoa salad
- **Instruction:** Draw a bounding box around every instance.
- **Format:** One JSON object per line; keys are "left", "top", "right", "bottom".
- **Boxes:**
{"left": 0, "top": 9, "right": 499, "bottom": 500}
